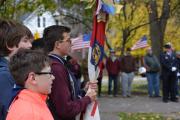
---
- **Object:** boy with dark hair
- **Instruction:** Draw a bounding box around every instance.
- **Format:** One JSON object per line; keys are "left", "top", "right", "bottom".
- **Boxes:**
{"left": 43, "top": 25, "right": 97, "bottom": 120}
{"left": 0, "top": 19, "right": 33, "bottom": 119}
{"left": 32, "top": 38, "right": 45, "bottom": 50}
{"left": 6, "top": 49, "right": 54, "bottom": 120}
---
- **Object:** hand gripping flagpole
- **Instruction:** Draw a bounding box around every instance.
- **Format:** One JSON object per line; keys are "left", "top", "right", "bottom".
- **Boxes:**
{"left": 85, "top": 0, "right": 108, "bottom": 120}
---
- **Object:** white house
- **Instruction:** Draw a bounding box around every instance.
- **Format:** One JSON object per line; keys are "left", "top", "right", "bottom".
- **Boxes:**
{"left": 23, "top": 10, "right": 56, "bottom": 38}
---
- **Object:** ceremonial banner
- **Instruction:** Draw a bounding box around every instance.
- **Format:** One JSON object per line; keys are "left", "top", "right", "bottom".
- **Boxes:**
{"left": 86, "top": 1, "right": 108, "bottom": 120}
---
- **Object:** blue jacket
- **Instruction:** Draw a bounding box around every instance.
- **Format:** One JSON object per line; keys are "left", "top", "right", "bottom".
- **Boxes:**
{"left": 0, "top": 57, "right": 15, "bottom": 120}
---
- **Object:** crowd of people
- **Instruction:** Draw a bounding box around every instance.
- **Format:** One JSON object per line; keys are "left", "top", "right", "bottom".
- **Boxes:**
{"left": 0, "top": 19, "right": 97, "bottom": 120}
{"left": 0, "top": 19, "right": 180, "bottom": 120}
{"left": 102, "top": 44, "right": 180, "bottom": 104}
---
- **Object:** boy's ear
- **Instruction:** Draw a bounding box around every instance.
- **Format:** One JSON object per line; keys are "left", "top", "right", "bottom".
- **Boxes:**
{"left": 6, "top": 45, "right": 17, "bottom": 52}
{"left": 55, "top": 41, "right": 61, "bottom": 49}
{"left": 26, "top": 72, "right": 37, "bottom": 85}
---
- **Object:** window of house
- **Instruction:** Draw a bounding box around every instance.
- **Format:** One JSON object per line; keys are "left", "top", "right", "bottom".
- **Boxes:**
{"left": 37, "top": 16, "right": 41, "bottom": 27}
{"left": 43, "top": 17, "right": 46, "bottom": 27}
{"left": 55, "top": 20, "right": 59, "bottom": 25}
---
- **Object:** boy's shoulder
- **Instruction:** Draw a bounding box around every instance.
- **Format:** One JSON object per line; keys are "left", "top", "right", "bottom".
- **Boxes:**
{"left": 0, "top": 57, "right": 9, "bottom": 70}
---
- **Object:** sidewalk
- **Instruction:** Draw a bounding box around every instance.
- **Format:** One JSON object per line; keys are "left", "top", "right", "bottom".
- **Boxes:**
{"left": 98, "top": 95, "right": 180, "bottom": 120}
{"left": 98, "top": 76, "right": 180, "bottom": 120}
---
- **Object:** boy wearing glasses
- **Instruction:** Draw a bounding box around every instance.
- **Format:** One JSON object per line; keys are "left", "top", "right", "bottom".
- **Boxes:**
{"left": 6, "top": 49, "right": 55, "bottom": 120}
{"left": 0, "top": 19, "right": 33, "bottom": 119}
{"left": 43, "top": 25, "right": 97, "bottom": 120}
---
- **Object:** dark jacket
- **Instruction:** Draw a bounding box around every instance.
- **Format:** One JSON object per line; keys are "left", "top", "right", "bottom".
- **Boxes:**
{"left": 160, "top": 52, "right": 178, "bottom": 74}
{"left": 0, "top": 57, "right": 15, "bottom": 120}
{"left": 106, "top": 57, "right": 120, "bottom": 76}
{"left": 121, "top": 55, "right": 136, "bottom": 73}
{"left": 48, "top": 54, "right": 91, "bottom": 120}
{"left": 67, "top": 61, "right": 82, "bottom": 80}
{"left": 177, "top": 58, "right": 180, "bottom": 72}
{"left": 144, "top": 54, "right": 160, "bottom": 73}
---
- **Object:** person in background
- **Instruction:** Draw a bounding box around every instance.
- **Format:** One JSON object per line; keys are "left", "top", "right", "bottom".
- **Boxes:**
{"left": 31, "top": 38, "right": 45, "bottom": 50}
{"left": 120, "top": 48, "right": 136, "bottom": 97}
{"left": 43, "top": 25, "right": 97, "bottom": 120}
{"left": 66, "top": 55, "right": 82, "bottom": 91}
{"left": 6, "top": 49, "right": 54, "bottom": 120}
{"left": 106, "top": 49, "right": 120, "bottom": 97}
{"left": 97, "top": 61, "right": 105, "bottom": 97}
{"left": 160, "top": 43, "right": 178, "bottom": 103}
{"left": 0, "top": 19, "right": 33, "bottom": 120}
{"left": 81, "top": 58, "right": 90, "bottom": 89}
{"left": 143, "top": 48, "right": 161, "bottom": 97}
{"left": 175, "top": 51, "right": 180, "bottom": 96}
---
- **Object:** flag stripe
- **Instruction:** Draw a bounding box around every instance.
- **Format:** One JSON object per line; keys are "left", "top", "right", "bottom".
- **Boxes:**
{"left": 71, "top": 35, "right": 90, "bottom": 50}
{"left": 131, "top": 35, "right": 148, "bottom": 50}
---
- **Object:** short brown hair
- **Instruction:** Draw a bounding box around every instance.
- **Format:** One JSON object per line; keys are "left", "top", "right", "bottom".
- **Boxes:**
{"left": 0, "top": 19, "right": 33, "bottom": 56}
{"left": 9, "top": 49, "right": 50, "bottom": 87}
{"left": 0, "top": 19, "right": 17, "bottom": 56}
{"left": 43, "top": 25, "right": 70, "bottom": 52}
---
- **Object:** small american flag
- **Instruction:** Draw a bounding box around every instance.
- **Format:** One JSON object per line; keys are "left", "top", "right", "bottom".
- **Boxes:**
{"left": 131, "top": 35, "right": 148, "bottom": 50}
{"left": 71, "top": 33, "right": 91, "bottom": 51}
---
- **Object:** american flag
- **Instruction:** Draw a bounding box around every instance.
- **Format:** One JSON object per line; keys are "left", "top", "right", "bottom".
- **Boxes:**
{"left": 71, "top": 34, "right": 91, "bottom": 51}
{"left": 131, "top": 35, "right": 148, "bottom": 50}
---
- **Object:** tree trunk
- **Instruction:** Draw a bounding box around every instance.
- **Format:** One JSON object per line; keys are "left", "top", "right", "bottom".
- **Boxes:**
{"left": 149, "top": 0, "right": 170, "bottom": 57}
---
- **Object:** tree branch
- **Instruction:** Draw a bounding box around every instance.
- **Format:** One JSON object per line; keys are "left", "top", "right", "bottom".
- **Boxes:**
{"left": 129, "top": 17, "right": 161, "bottom": 33}
{"left": 0, "top": 0, "right": 6, "bottom": 6}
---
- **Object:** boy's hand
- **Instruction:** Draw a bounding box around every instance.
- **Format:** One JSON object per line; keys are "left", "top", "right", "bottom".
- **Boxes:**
{"left": 85, "top": 88, "right": 97, "bottom": 102}
{"left": 84, "top": 80, "right": 98, "bottom": 92}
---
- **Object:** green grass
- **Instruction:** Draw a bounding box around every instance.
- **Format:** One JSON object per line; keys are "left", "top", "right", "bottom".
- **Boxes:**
{"left": 100, "top": 79, "right": 173, "bottom": 119}
{"left": 101, "top": 81, "right": 149, "bottom": 95}
{"left": 131, "top": 83, "right": 148, "bottom": 95}
{"left": 119, "top": 112, "right": 167, "bottom": 120}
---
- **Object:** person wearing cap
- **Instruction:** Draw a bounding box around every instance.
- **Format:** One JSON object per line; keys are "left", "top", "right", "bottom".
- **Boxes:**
{"left": 160, "top": 43, "right": 178, "bottom": 103}
{"left": 106, "top": 49, "right": 120, "bottom": 97}
{"left": 176, "top": 51, "right": 180, "bottom": 95}
{"left": 143, "top": 48, "right": 161, "bottom": 97}
{"left": 120, "top": 48, "right": 136, "bottom": 97}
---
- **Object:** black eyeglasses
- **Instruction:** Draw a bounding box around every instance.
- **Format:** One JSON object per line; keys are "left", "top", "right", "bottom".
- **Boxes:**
{"left": 35, "top": 72, "right": 53, "bottom": 75}
{"left": 35, "top": 72, "right": 53, "bottom": 78}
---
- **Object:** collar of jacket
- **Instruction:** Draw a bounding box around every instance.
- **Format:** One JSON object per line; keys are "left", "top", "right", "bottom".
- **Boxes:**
{"left": 48, "top": 54, "right": 67, "bottom": 65}
{"left": 17, "top": 89, "right": 48, "bottom": 105}
{"left": 0, "top": 57, "right": 9, "bottom": 68}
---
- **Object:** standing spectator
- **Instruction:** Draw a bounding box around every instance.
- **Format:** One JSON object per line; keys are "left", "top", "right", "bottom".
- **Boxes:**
{"left": 160, "top": 43, "right": 178, "bottom": 103}
{"left": 143, "top": 48, "right": 161, "bottom": 97}
{"left": 0, "top": 19, "right": 33, "bottom": 120}
{"left": 106, "top": 49, "right": 120, "bottom": 97}
{"left": 6, "top": 49, "right": 54, "bottom": 120}
{"left": 97, "top": 62, "right": 105, "bottom": 97}
{"left": 66, "top": 55, "right": 82, "bottom": 91}
{"left": 175, "top": 51, "right": 180, "bottom": 96}
{"left": 121, "top": 48, "right": 136, "bottom": 97}
{"left": 43, "top": 25, "right": 97, "bottom": 120}
{"left": 31, "top": 38, "right": 45, "bottom": 50}
{"left": 81, "top": 58, "right": 90, "bottom": 89}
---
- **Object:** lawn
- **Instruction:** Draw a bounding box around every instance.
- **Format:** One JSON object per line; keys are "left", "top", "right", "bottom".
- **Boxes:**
{"left": 101, "top": 77, "right": 173, "bottom": 120}
{"left": 119, "top": 112, "right": 172, "bottom": 120}
{"left": 101, "top": 76, "right": 149, "bottom": 96}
